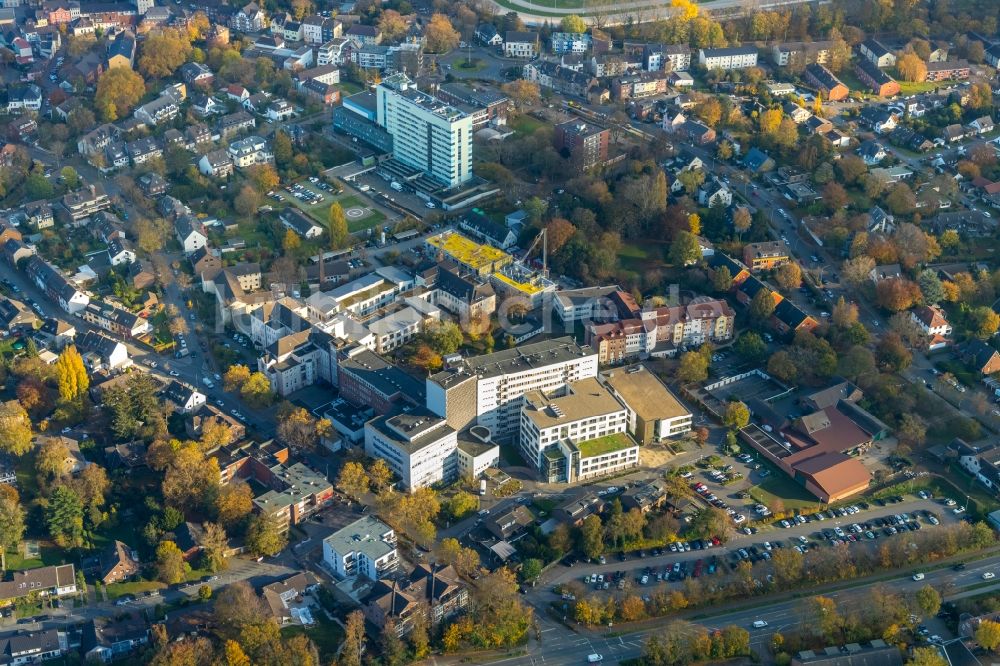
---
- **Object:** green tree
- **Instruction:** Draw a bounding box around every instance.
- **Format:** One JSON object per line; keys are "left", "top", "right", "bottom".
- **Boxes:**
{"left": 245, "top": 514, "right": 287, "bottom": 557}
{"left": 560, "top": 14, "right": 586, "bottom": 32}
{"left": 688, "top": 507, "right": 728, "bottom": 541}
{"left": 328, "top": 202, "right": 349, "bottom": 249}
{"left": 521, "top": 558, "right": 543, "bottom": 582}
{"left": 749, "top": 288, "right": 776, "bottom": 323}
{"left": 668, "top": 230, "right": 702, "bottom": 266}
{"left": 579, "top": 514, "right": 604, "bottom": 560}
{"left": 272, "top": 131, "right": 293, "bottom": 167}
{"left": 155, "top": 540, "right": 189, "bottom": 584}
{"left": 712, "top": 265, "right": 733, "bottom": 292}
{"left": 915, "top": 585, "right": 941, "bottom": 617}
{"left": 734, "top": 332, "right": 766, "bottom": 361}
{"left": 444, "top": 491, "right": 478, "bottom": 521}
{"left": 59, "top": 166, "right": 80, "bottom": 189}
{"left": 198, "top": 584, "right": 213, "bottom": 601}
{"left": 45, "top": 486, "right": 84, "bottom": 548}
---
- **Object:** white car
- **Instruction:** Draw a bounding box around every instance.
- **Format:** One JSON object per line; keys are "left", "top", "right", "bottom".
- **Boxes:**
{"left": 912, "top": 573, "right": 925, "bottom": 581}
{"left": 587, "top": 655, "right": 603, "bottom": 663}
{"left": 752, "top": 620, "right": 768, "bottom": 629}
{"left": 984, "top": 572, "right": 996, "bottom": 580}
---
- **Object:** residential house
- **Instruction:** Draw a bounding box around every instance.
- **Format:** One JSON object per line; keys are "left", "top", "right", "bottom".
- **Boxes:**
{"left": 925, "top": 59, "right": 970, "bottom": 82}
{"left": 867, "top": 206, "right": 895, "bottom": 234}
{"left": 175, "top": 215, "right": 208, "bottom": 254}
{"left": 363, "top": 564, "right": 468, "bottom": 636}
{"left": 475, "top": 23, "right": 502, "bottom": 47}
{"left": 859, "top": 38, "right": 895, "bottom": 67}
{"left": 459, "top": 211, "right": 516, "bottom": 250}
{"left": 75, "top": 330, "right": 130, "bottom": 372}
{"left": 105, "top": 30, "right": 135, "bottom": 69}
{"left": 261, "top": 572, "right": 319, "bottom": 624}
{"left": 504, "top": 31, "right": 538, "bottom": 58}
{"left": 959, "top": 339, "right": 1000, "bottom": 375}
{"left": 280, "top": 208, "right": 323, "bottom": 239}
{"left": 855, "top": 59, "right": 900, "bottom": 97}
{"left": 858, "top": 140, "right": 888, "bottom": 165}
{"left": 743, "top": 241, "right": 789, "bottom": 271}
{"left": 23, "top": 256, "right": 89, "bottom": 313}
{"left": 231, "top": 2, "right": 267, "bottom": 32}
{"left": 82, "top": 612, "right": 149, "bottom": 663}
{"left": 0, "top": 564, "right": 77, "bottom": 604}
{"left": 179, "top": 61, "right": 214, "bottom": 87}
{"left": 969, "top": 116, "right": 995, "bottom": 134}
{"left": 217, "top": 110, "right": 256, "bottom": 139}
{"left": 869, "top": 263, "right": 902, "bottom": 282}
{"left": 743, "top": 147, "right": 775, "bottom": 173}
{"left": 910, "top": 304, "right": 952, "bottom": 350}
{"left": 346, "top": 23, "right": 380, "bottom": 45}
{"left": 227, "top": 135, "right": 273, "bottom": 168}
{"left": 98, "top": 540, "right": 139, "bottom": 584}
{"left": 771, "top": 40, "right": 834, "bottom": 67}
{"left": 698, "top": 46, "right": 758, "bottom": 70}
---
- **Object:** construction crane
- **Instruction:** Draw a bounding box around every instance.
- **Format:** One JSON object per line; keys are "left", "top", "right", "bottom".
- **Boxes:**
{"left": 520, "top": 228, "right": 547, "bottom": 278}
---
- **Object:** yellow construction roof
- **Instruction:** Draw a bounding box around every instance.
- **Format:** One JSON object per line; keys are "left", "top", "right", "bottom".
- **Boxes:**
{"left": 493, "top": 271, "right": 543, "bottom": 295}
{"left": 427, "top": 232, "right": 510, "bottom": 270}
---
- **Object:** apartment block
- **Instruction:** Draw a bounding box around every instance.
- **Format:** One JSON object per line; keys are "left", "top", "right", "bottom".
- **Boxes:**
{"left": 602, "top": 365, "right": 692, "bottom": 444}
{"left": 427, "top": 337, "right": 599, "bottom": 439}
{"left": 322, "top": 516, "right": 399, "bottom": 580}
{"left": 364, "top": 411, "right": 460, "bottom": 490}
{"left": 376, "top": 73, "right": 473, "bottom": 188}
{"left": 698, "top": 46, "right": 758, "bottom": 70}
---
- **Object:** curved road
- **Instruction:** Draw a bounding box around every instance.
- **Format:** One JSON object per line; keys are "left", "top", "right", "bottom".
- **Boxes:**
{"left": 486, "top": 0, "right": 815, "bottom": 26}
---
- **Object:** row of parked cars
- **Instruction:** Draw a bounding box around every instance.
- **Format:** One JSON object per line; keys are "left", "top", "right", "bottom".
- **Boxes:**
{"left": 691, "top": 483, "right": 747, "bottom": 524}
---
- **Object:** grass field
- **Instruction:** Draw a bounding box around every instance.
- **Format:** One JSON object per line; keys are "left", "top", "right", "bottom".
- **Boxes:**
{"left": 894, "top": 78, "right": 941, "bottom": 96}
{"left": 5, "top": 544, "right": 62, "bottom": 571}
{"left": 509, "top": 114, "right": 545, "bottom": 137}
{"left": 336, "top": 81, "right": 363, "bottom": 95}
{"left": 285, "top": 186, "right": 386, "bottom": 234}
{"left": 105, "top": 580, "right": 166, "bottom": 600}
{"left": 281, "top": 615, "right": 344, "bottom": 662}
{"left": 750, "top": 475, "right": 823, "bottom": 513}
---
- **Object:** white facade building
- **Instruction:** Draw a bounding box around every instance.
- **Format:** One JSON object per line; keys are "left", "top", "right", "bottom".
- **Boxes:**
{"left": 376, "top": 73, "right": 474, "bottom": 188}
{"left": 322, "top": 516, "right": 399, "bottom": 580}
{"left": 426, "top": 337, "right": 599, "bottom": 440}
{"left": 364, "top": 411, "right": 459, "bottom": 491}
{"left": 698, "top": 46, "right": 758, "bottom": 70}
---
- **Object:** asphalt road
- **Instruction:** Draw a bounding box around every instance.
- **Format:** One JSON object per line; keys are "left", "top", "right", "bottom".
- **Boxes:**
{"left": 477, "top": 551, "right": 1000, "bottom": 666}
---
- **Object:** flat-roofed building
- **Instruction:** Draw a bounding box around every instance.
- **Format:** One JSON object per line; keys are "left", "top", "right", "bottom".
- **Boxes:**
{"left": 602, "top": 364, "right": 692, "bottom": 444}
{"left": 365, "top": 411, "right": 459, "bottom": 490}
{"left": 519, "top": 377, "right": 638, "bottom": 483}
{"left": 322, "top": 516, "right": 399, "bottom": 580}
{"left": 427, "top": 337, "right": 598, "bottom": 439}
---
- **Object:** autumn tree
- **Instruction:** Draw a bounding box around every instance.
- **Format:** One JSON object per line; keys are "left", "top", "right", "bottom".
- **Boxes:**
{"left": 234, "top": 186, "right": 261, "bottom": 218}
{"left": 337, "top": 461, "right": 370, "bottom": 499}
{"left": 677, "top": 350, "right": 709, "bottom": 383}
{"left": 560, "top": 14, "right": 586, "bottom": 32}
{"left": 341, "top": 611, "right": 366, "bottom": 666}
{"left": 377, "top": 10, "right": 408, "bottom": 42}
{"left": 897, "top": 53, "right": 928, "bottom": 82}
{"left": 545, "top": 218, "right": 576, "bottom": 254}
{"left": 368, "top": 458, "right": 393, "bottom": 492}
{"left": 55, "top": 345, "right": 89, "bottom": 404}
{"left": 0, "top": 401, "right": 32, "bottom": 456}
{"left": 425, "top": 14, "right": 460, "bottom": 53}
{"left": 774, "top": 262, "right": 802, "bottom": 290}
{"left": 978, "top": 619, "right": 1000, "bottom": 652}
{"left": 139, "top": 29, "right": 193, "bottom": 78}
{"left": 156, "top": 541, "right": 191, "bottom": 585}
{"left": 215, "top": 481, "right": 253, "bottom": 527}
{"left": 162, "top": 442, "right": 221, "bottom": 513}
{"left": 328, "top": 202, "right": 349, "bottom": 249}
{"left": 501, "top": 80, "right": 540, "bottom": 108}
{"left": 915, "top": 584, "right": 941, "bottom": 617}
{"left": 223, "top": 365, "right": 252, "bottom": 392}
{"left": 246, "top": 164, "right": 279, "bottom": 193}
{"left": 245, "top": 514, "right": 287, "bottom": 557}
{"left": 95, "top": 67, "right": 146, "bottom": 121}
{"left": 0, "top": 492, "right": 25, "bottom": 569}
{"left": 732, "top": 207, "right": 752, "bottom": 237}
{"left": 276, "top": 406, "right": 320, "bottom": 450}
{"left": 723, "top": 401, "right": 750, "bottom": 429}
{"left": 876, "top": 278, "right": 922, "bottom": 312}
{"left": 240, "top": 373, "right": 273, "bottom": 408}
{"left": 200, "top": 521, "right": 229, "bottom": 572}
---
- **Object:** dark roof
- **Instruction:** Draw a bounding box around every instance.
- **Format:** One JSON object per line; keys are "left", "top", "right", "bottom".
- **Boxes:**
{"left": 773, "top": 298, "right": 810, "bottom": 329}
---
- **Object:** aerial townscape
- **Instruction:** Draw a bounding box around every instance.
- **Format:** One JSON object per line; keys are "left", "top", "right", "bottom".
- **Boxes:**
{"left": 4, "top": 0, "right": 1000, "bottom": 664}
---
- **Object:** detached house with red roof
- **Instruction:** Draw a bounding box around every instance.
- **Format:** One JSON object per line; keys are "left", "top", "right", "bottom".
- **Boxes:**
{"left": 910, "top": 304, "right": 952, "bottom": 350}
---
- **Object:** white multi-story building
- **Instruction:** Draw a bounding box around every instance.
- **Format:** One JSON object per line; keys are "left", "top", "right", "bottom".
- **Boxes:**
{"left": 602, "top": 365, "right": 692, "bottom": 444}
{"left": 910, "top": 304, "right": 952, "bottom": 350}
{"left": 519, "top": 377, "right": 638, "bottom": 483}
{"left": 645, "top": 44, "right": 691, "bottom": 72}
{"left": 322, "top": 516, "right": 399, "bottom": 580}
{"left": 427, "top": 337, "right": 599, "bottom": 440}
{"left": 698, "top": 46, "right": 758, "bottom": 70}
{"left": 552, "top": 285, "right": 621, "bottom": 324}
{"left": 376, "top": 73, "right": 473, "bottom": 188}
{"left": 365, "top": 411, "right": 460, "bottom": 491}
{"left": 227, "top": 135, "right": 273, "bottom": 168}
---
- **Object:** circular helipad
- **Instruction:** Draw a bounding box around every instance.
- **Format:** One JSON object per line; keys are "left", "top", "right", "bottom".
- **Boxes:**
{"left": 345, "top": 206, "right": 369, "bottom": 219}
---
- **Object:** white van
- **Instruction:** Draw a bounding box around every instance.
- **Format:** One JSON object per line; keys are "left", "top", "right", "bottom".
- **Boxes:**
{"left": 753, "top": 620, "right": 768, "bottom": 629}
{"left": 587, "top": 655, "right": 603, "bottom": 663}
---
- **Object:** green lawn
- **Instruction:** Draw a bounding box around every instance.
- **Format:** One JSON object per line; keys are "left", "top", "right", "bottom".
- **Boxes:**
{"left": 509, "top": 114, "right": 544, "bottom": 137}
{"left": 576, "top": 432, "right": 634, "bottom": 458}
{"left": 4, "top": 545, "right": 63, "bottom": 571}
{"left": 336, "top": 81, "right": 363, "bottom": 95}
{"left": 105, "top": 579, "right": 166, "bottom": 600}
{"left": 286, "top": 190, "right": 386, "bottom": 234}
{"left": 895, "top": 79, "right": 942, "bottom": 96}
{"left": 750, "top": 475, "right": 823, "bottom": 513}
{"left": 281, "top": 614, "right": 344, "bottom": 662}
{"left": 455, "top": 58, "right": 487, "bottom": 72}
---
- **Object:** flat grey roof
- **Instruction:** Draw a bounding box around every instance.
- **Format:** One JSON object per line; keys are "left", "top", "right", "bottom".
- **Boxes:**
{"left": 429, "top": 336, "right": 594, "bottom": 388}
{"left": 323, "top": 516, "right": 395, "bottom": 560}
